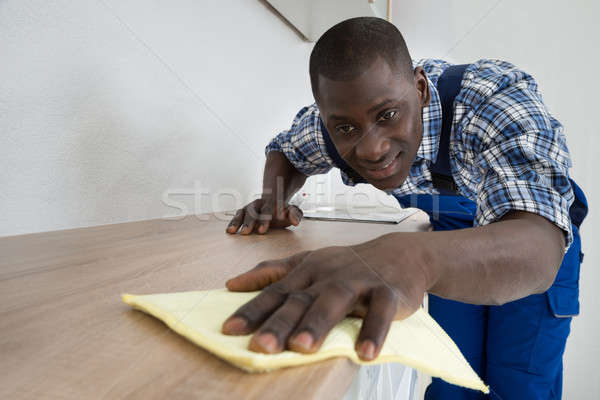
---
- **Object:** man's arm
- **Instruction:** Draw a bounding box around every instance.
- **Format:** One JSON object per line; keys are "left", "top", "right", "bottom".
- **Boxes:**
{"left": 226, "top": 104, "right": 333, "bottom": 234}
{"left": 221, "top": 212, "right": 564, "bottom": 360}
{"left": 357, "top": 210, "right": 565, "bottom": 306}
{"left": 263, "top": 151, "right": 308, "bottom": 203}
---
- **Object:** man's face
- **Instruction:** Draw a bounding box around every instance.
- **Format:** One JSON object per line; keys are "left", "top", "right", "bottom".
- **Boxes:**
{"left": 317, "top": 58, "right": 430, "bottom": 191}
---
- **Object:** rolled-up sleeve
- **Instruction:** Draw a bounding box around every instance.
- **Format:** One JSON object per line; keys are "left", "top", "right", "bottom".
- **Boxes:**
{"left": 472, "top": 84, "right": 574, "bottom": 249}
{"left": 265, "top": 103, "right": 333, "bottom": 176}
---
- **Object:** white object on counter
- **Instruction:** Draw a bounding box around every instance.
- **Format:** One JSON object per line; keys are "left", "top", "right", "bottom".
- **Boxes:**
{"left": 343, "top": 363, "right": 418, "bottom": 400}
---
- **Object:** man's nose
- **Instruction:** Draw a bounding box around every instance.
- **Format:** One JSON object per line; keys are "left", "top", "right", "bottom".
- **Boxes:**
{"left": 354, "top": 127, "right": 390, "bottom": 163}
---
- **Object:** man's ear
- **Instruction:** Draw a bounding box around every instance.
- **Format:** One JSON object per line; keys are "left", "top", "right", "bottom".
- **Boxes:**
{"left": 413, "top": 66, "right": 430, "bottom": 107}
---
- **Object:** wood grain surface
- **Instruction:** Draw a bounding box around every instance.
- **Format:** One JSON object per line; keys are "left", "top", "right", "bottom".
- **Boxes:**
{"left": 0, "top": 212, "right": 430, "bottom": 399}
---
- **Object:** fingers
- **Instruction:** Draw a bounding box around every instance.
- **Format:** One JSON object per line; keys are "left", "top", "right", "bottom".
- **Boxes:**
{"left": 248, "top": 290, "right": 316, "bottom": 353}
{"left": 287, "top": 282, "right": 358, "bottom": 353}
{"left": 271, "top": 205, "right": 302, "bottom": 228}
{"left": 226, "top": 208, "right": 245, "bottom": 234}
{"left": 222, "top": 283, "right": 287, "bottom": 336}
{"left": 225, "top": 259, "right": 290, "bottom": 292}
{"left": 228, "top": 201, "right": 274, "bottom": 235}
{"left": 225, "top": 251, "right": 309, "bottom": 292}
{"left": 287, "top": 205, "right": 303, "bottom": 226}
{"left": 355, "top": 286, "right": 399, "bottom": 361}
{"left": 256, "top": 202, "right": 273, "bottom": 234}
{"left": 227, "top": 201, "right": 302, "bottom": 234}
{"left": 222, "top": 272, "right": 310, "bottom": 336}
{"left": 274, "top": 201, "right": 286, "bottom": 221}
{"left": 240, "top": 201, "right": 261, "bottom": 235}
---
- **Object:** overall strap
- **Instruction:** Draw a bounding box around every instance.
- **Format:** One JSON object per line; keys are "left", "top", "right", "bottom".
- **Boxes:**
{"left": 431, "top": 64, "right": 470, "bottom": 194}
{"left": 569, "top": 179, "right": 588, "bottom": 229}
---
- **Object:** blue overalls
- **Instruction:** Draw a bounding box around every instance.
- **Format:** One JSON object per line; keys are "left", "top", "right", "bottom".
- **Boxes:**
{"left": 320, "top": 65, "right": 588, "bottom": 399}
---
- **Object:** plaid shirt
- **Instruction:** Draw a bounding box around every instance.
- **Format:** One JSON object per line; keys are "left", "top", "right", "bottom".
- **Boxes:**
{"left": 266, "top": 59, "right": 574, "bottom": 247}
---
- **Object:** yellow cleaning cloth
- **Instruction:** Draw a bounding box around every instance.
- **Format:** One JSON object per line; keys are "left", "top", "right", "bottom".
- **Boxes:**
{"left": 122, "top": 289, "right": 488, "bottom": 393}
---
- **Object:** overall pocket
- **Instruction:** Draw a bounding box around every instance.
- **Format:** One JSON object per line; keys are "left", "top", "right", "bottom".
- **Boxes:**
{"left": 546, "top": 224, "right": 582, "bottom": 318}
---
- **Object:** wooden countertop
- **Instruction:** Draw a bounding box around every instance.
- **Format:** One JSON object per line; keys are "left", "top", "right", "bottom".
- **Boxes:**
{"left": 0, "top": 211, "right": 430, "bottom": 399}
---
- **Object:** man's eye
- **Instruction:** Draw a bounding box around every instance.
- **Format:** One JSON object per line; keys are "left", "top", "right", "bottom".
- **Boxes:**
{"left": 335, "top": 125, "right": 356, "bottom": 135}
{"left": 378, "top": 110, "right": 398, "bottom": 122}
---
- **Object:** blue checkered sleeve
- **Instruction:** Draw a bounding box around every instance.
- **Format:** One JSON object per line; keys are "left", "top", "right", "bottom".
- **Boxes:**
{"left": 265, "top": 103, "right": 334, "bottom": 176}
{"left": 468, "top": 68, "right": 574, "bottom": 248}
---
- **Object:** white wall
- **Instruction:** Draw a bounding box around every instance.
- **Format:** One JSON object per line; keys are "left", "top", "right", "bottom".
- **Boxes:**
{"left": 0, "top": 0, "right": 314, "bottom": 236}
{"left": 392, "top": 1, "right": 599, "bottom": 398}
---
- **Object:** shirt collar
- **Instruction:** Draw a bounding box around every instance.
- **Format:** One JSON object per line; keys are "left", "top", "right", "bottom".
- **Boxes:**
{"left": 415, "top": 77, "right": 442, "bottom": 162}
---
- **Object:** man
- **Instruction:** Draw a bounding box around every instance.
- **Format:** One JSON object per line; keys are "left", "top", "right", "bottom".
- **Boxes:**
{"left": 220, "top": 17, "right": 587, "bottom": 399}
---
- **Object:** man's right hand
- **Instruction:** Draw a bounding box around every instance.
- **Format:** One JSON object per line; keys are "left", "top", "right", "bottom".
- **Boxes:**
{"left": 226, "top": 198, "right": 303, "bottom": 235}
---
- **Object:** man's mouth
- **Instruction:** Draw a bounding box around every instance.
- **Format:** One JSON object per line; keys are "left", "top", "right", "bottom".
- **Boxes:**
{"left": 361, "top": 152, "right": 401, "bottom": 180}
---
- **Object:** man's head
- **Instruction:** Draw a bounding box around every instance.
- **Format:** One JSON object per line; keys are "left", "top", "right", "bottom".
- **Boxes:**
{"left": 309, "top": 17, "right": 430, "bottom": 191}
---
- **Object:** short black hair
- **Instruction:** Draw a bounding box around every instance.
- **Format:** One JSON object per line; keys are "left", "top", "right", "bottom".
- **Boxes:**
{"left": 309, "top": 17, "right": 413, "bottom": 101}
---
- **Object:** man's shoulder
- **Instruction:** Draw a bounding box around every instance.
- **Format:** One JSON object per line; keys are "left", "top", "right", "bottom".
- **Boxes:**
{"left": 415, "top": 57, "right": 520, "bottom": 71}
{"left": 416, "top": 58, "right": 539, "bottom": 98}
{"left": 413, "top": 58, "right": 450, "bottom": 82}
{"left": 293, "top": 102, "right": 320, "bottom": 121}
{"left": 464, "top": 59, "right": 539, "bottom": 96}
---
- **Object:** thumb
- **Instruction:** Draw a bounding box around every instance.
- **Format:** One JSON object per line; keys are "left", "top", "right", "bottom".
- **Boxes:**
{"left": 287, "top": 205, "right": 303, "bottom": 226}
{"left": 225, "top": 259, "right": 290, "bottom": 291}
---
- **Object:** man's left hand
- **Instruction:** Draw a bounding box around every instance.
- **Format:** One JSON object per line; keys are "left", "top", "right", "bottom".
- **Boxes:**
{"left": 221, "top": 235, "right": 428, "bottom": 361}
